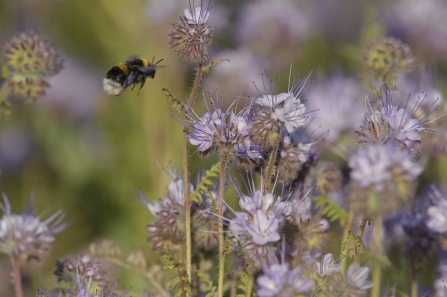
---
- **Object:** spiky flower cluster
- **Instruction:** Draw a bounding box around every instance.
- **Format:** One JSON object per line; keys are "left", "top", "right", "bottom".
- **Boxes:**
{"left": 363, "top": 37, "right": 416, "bottom": 82}
{"left": 348, "top": 144, "right": 422, "bottom": 216}
{"left": 140, "top": 171, "right": 219, "bottom": 252}
{"left": 1, "top": 30, "right": 63, "bottom": 101}
{"left": 187, "top": 95, "right": 263, "bottom": 169}
{"left": 307, "top": 254, "right": 372, "bottom": 296}
{"left": 250, "top": 81, "right": 307, "bottom": 149}
{"left": 229, "top": 182, "right": 328, "bottom": 270}
{"left": 168, "top": 1, "right": 212, "bottom": 63}
{"left": 0, "top": 194, "right": 68, "bottom": 261}
{"left": 54, "top": 254, "right": 108, "bottom": 290}
{"left": 256, "top": 263, "right": 313, "bottom": 297}
{"left": 356, "top": 84, "right": 432, "bottom": 157}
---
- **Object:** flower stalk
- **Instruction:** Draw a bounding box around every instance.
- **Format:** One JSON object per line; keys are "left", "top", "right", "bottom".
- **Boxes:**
{"left": 370, "top": 214, "right": 382, "bottom": 297}
{"left": 217, "top": 159, "right": 227, "bottom": 297}
{"left": 341, "top": 209, "right": 355, "bottom": 274}
{"left": 12, "top": 255, "right": 23, "bottom": 297}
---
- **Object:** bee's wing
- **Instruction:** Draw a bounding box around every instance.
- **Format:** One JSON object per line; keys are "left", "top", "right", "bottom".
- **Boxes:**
{"left": 138, "top": 65, "right": 157, "bottom": 74}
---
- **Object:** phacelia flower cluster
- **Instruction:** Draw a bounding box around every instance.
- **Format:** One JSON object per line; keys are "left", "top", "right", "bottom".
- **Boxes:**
{"left": 37, "top": 280, "right": 129, "bottom": 297}
{"left": 1, "top": 30, "right": 64, "bottom": 101}
{"left": 168, "top": 1, "right": 212, "bottom": 63}
{"left": 0, "top": 194, "right": 69, "bottom": 261}
{"left": 54, "top": 254, "right": 108, "bottom": 290}
{"left": 348, "top": 144, "right": 422, "bottom": 216}
{"left": 140, "top": 170, "right": 219, "bottom": 252}
{"left": 186, "top": 95, "right": 263, "bottom": 170}
{"left": 250, "top": 80, "right": 307, "bottom": 149}
{"left": 356, "top": 84, "right": 433, "bottom": 157}
{"left": 363, "top": 37, "right": 416, "bottom": 82}
{"left": 256, "top": 263, "right": 313, "bottom": 297}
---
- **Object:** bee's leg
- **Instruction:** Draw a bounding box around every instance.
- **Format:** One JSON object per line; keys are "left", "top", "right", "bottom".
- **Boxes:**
{"left": 137, "top": 82, "right": 145, "bottom": 95}
{"left": 123, "top": 72, "right": 136, "bottom": 90}
{"left": 131, "top": 84, "right": 136, "bottom": 90}
{"left": 137, "top": 77, "right": 147, "bottom": 95}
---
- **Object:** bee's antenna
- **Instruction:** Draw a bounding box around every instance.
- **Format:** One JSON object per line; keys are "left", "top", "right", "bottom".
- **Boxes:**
{"left": 151, "top": 55, "right": 155, "bottom": 64}
{"left": 154, "top": 58, "right": 164, "bottom": 66}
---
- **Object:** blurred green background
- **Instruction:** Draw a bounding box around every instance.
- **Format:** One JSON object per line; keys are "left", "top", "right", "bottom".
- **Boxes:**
{"left": 0, "top": 0, "right": 447, "bottom": 296}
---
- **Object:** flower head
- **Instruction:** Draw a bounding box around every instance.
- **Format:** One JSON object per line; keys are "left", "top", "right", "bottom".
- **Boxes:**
{"left": 37, "top": 280, "right": 129, "bottom": 297}
{"left": 2, "top": 30, "right": 64, "bottom": 101}
{"left": 348, "top": 144, "right": 422, "bottom": 216}
{"left": 256, "top": 263, "right": 313, "bottom": 297}
{"left": 251, "top": 75, "right": 309, "bottom": 149}
{"left": 363, "top": 37, "right": 416, "bottom": 82}
{"left": 0, "top": 193, "right": 69, "bottom": 261}
{"left": 356, "top": 84, "right": 436, "bottom": 157}
{"left": 186, "top": 93, "right": 263, "bottom": 169}
{"left": 168, "top": 0, "right": 213, "bottom": 63}
{"left": 54, "top": 254, "right": 108, "bottom": 291}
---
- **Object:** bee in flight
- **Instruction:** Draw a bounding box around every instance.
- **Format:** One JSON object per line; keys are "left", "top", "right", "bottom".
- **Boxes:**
{"left": 103, "top": 56, "right": 163, "bottom": 96}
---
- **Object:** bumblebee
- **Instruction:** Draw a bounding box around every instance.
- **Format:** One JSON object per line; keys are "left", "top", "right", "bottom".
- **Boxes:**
{"left": 103, "top": 56, "right": 163, "bottom": 96}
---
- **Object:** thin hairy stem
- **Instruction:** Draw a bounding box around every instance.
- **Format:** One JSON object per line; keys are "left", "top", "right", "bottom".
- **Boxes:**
{"left": 102, "top": 256, "right": 169, "bottom": 297}
{"left": 357, "top": 216, "right": 368, "bottom": 239}
{"left": 245, "top": 272, "right": 254, "bottom": 297}
{"left": 371, "top": 214, "right": 382, "bottom": 297}
{"left": 411, "top": 277, "right": 417, "bottom": 297}
{"left": 217, "top": 160, "right": 227, "bottom": 297}
{"left": 341, "top": 209, "right": 355, "bottom": 274}
{"left": 183, "top": 64, "right": 203, "bottom": 285}
{"left": 263, "top": 140, "right": 279, "bottom": 195}
{"left": 12, "top": 255, "right": 23, "bottom": 297}
{"left": 0, "top": 83, "right": 8, "bottom": 105}
{"left": 292, "top": 238, "right": 302, "bottom": 268}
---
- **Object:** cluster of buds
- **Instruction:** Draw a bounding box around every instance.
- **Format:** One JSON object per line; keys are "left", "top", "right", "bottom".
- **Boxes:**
{"left": 168, "top": 1, "right": 213, "bottom": 64}
{"left": 363, "top": 36, "right": 416, "bottom": 82}
{"left": 1, "top": 30, "right": 63, "bottom": 101}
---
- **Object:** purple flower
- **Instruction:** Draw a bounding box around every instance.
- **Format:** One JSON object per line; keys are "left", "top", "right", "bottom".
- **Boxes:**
{"left": 257, "top": 263, "right": 313, "bottom": 297}
{"left": 314, "top": 253, "right": 341, "bottom": 277}
{"left": 346, "top": 264, "right": 373, "bottom": 291}
{"left": 246, "top": 210, "right": 280, "bottom": 245}
{"left": 0, "top": 194, "right": 69, "bottom": 261}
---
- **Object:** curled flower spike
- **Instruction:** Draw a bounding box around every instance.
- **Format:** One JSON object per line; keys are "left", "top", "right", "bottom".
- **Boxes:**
{"left": 184, "top": 92, "right": 264, "bottom": 169}
{"left": 251, "top": 73, "right": 309, "bottom": 149}
{"left": 1, "top": 30, "right": 64, "bottom": 101}
{"left": 168, "top": 0, "right": 213, "bottom": 63}
{"left": 0, "top": 193, "right": 69, "bottom": 261}
{"left": 348, "top": 144, "right": 422, "bottom": 217}
{"left": 356, "top": 83, "right": 438, "bottom": 157}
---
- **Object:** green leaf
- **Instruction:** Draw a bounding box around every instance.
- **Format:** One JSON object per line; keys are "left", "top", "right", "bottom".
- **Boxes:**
{"left": 342, "top": 231, "right": 364, "bottom": 259}
{"left": 313, "top": 195, "right": 348, "bottom": 226}
{"left": 202, "top": 59, "right": 230, "bottom": 74}
{"left": 190, "top": 161, "right": 221, "bottom": 203}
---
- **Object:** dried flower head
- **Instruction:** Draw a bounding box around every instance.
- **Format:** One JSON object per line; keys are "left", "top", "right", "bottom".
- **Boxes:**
{"left": 348, "top": 144, "right": 422, "bottom": 216}
{"left": 0, "top": 193, "right": 68, "bottom": 261}
{"left": 251, "top": 74, "right": 308, "bottom": 149}
{"left": 363, "top": 37, "right": 416, "bottom": 82}
{"left": 168, "top": 0, "right": 213, "bottom": 63}
{"left": 54, "top": 254, "right": 108, "bottom": 290}
{"left": 2, "top": 30, "right": 63, "bottom": 101}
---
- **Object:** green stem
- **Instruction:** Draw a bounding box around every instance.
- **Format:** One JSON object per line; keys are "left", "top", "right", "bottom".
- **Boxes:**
{"left": 357, "top": 216, "right": 368, "bottom": 239}
{"left": 340, "top": 209, "right": 355, "bottom": 275}
{"left": 217, "top": 160, "right": 227, "bottom": 297}
{"left": 292, "top": 239, "right": 302, "bottom": 268}
{"left": 371, "top": 214, "right": 382, "bottom": 297}
{"left": 183, "top": 64, "right": 203, "bottom": 286}
{"left": 245, "top": 271, "right": 254, "bottom": 297}
{"left": 263, "top": 140, "right": 279, "bottom": 195}
{"left": 0, "top": 83, "right": 8, "bottom": 105}
{"left": 12, "top": 255, "right": 23, "bottom": 297}
{"left": 411, "top": 277, "right": 417, "bottom": 297}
